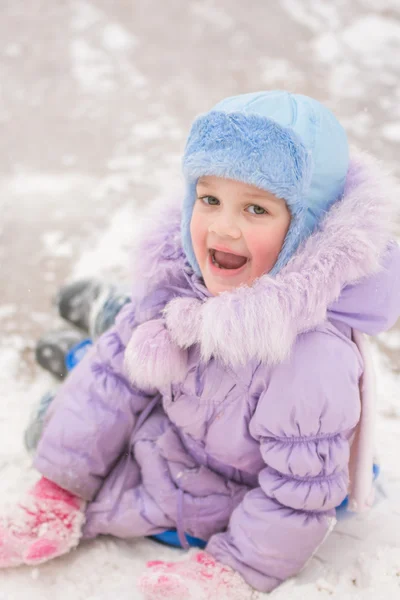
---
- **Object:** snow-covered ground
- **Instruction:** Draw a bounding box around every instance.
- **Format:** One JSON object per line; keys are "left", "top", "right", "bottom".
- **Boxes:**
{"left": 0, "top": 1, "right": 399, "bottom": 598}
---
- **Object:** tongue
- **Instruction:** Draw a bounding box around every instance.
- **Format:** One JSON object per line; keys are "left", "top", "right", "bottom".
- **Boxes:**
{"left": 214, "top": 250, "right": 247, "bottom": 270}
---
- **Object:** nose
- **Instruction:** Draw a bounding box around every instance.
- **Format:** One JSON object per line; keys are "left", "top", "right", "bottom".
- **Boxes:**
{"left": 208, "top": 215, "right": 241, "bottom": 240}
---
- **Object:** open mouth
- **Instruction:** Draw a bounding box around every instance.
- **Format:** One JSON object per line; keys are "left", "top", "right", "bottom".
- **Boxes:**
{"left": 209, "top": 249, "right": 249, "bottom": 271}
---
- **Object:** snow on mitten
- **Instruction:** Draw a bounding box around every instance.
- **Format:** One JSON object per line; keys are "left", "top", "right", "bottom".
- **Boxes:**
{"left": 0, "top": 477, "right": 85, "bottom": 567}
{"left": 137, "top": 550, "right": 258, "bottom": 600}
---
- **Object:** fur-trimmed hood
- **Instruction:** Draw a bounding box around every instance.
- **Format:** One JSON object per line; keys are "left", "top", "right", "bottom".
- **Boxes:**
{"left": 126, "top": 151, "right": 400, "bottom": 386}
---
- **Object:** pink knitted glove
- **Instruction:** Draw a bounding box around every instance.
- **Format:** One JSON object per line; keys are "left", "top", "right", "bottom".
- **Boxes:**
{"left": 0, "top": 477, "right": 85, "bottom": 567}
{"left": 138, "top": 550, "right": 258, "bottom": 600}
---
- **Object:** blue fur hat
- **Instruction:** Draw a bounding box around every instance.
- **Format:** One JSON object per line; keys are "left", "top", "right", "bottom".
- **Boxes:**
{"left": 181, "top": 90, "right": 349, "bottom": 276}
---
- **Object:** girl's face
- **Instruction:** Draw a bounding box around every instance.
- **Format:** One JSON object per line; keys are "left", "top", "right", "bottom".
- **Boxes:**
{"left": 190, "top": 176, "right": 291, "bottom": 295}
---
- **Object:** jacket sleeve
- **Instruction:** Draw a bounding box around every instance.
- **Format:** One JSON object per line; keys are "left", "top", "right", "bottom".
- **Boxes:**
{"left": 206, "top": 329, "right": 362, "bottom": 593}
{"left": 33, "top": 301, "right": 156, "bottom": 501}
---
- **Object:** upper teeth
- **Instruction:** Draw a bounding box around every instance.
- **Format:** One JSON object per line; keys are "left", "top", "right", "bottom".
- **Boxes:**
{"left": 211, "top": 250, "right": 222, "bottom": 268}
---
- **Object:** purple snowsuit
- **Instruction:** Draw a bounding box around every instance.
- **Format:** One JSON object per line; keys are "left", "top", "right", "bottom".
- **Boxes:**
{"left": 34, "top": 154, "right": 400, "bottom": 593}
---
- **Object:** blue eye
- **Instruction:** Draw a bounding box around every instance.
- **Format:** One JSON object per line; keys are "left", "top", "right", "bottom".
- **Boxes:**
{"left": 247, "top": 204, "right": 267, "bottom": 215}
{"left": 199, "top": 195, "right": 219, "bottom": 206}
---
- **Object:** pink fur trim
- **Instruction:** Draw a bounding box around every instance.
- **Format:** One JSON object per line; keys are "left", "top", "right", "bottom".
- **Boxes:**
{"left": 124, "top": 319, "right": 188, "bottom": 390}
{"left": 163, "top": 297, "right": 203, "bottom": 348}
{"left": 129, "top": 201, "right": 185, "bottom": 303}
{"left": 163, "top": 151, "right": 398, "bottom": 366}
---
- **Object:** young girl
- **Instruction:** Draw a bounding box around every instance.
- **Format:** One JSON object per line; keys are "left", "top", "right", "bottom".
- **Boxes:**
{"left": 1, "top": 90, "right": 400, "bottom": 599}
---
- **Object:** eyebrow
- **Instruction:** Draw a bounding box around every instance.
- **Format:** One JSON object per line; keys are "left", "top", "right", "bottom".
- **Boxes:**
{"left": 241, "top": 190, "right": 276, "bottom": 201}
{"left": 196, "top": 179, "right": 212, "bottom": 188}
{"left": 196, "top": 180, "right": 278, "bottom": 203}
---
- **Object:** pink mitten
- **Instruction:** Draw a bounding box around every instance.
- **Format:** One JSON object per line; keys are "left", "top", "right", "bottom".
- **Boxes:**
{"left": 138, "top": 550, "right": 257, "bottom": 600}
{"left": 0, "top": 477, "right": 85, "bottom": 567}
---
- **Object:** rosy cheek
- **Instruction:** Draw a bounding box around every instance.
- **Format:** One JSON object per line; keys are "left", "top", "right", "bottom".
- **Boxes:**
{"left": 190, "top": 211, "right": 206, "bottom": 264}
{"left": 247, "top": 229, "right": 286, "bottom": 278}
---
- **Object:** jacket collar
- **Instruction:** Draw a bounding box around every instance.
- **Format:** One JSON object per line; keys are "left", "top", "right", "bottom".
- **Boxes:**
{"left": 134, "top": 151, "right": 397, "bottom": 367}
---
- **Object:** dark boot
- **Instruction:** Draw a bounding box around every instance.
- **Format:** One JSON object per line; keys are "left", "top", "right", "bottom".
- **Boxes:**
{"left": 35, "top": 329, "right": 87, "bottom": 380}
{"left": 54, "top": 278, "right": 130, "bottom": 338}
{"left": 54, "top": 278, "right": 105, "bottom": 333}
